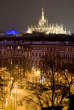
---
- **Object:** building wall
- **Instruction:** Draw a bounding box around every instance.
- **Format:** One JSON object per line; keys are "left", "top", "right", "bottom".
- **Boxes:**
{"left": 0, "top": 42, "right": 74, "bottom": 71}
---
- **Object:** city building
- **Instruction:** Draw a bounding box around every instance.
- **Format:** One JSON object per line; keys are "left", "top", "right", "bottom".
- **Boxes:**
{"left": 0, "top": 8, "right": 74, "bottom": 73}
{"left": 0, "top": 34, "right": 74, "bottom": 72}
{"left": 0, "top": 8, "right": 74, "bottom": 110}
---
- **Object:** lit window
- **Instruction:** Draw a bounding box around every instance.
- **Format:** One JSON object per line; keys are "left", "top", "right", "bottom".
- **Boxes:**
{"left": 18, "top": 46, "right": 20, "bottom": 49}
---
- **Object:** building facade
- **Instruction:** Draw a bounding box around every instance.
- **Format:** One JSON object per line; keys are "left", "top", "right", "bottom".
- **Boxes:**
{"left": 0, "top": 35, "right": 74, "bottom": 73}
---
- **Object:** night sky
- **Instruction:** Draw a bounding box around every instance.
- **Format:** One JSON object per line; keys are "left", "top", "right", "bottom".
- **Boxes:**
{"left": 0, "top": 0, "right": 74, "bottom": 33}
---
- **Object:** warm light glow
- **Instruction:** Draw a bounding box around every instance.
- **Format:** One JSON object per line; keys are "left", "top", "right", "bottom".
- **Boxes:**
{"left": 10, "top": 93, "right": 13, "bottom": 97}
{"left": 18, "top": 46, "right": 20, "bottom": 49}
{"left": 11, "top": 59, "right": 12, "bottom": 65}
{"left": 26, "top": 8, "right": 70, "bottom": 35}
{"left": 36, "top": 70, "right": 40, "bottom": 75}
{"left": 26, "top": 27, "right": 32, "bottom": 33}
{"left": 5, "top": 98, "right": 8, "bottom": 106}
{"left": 33, "top": 68, "right": 41, "bottom": 76}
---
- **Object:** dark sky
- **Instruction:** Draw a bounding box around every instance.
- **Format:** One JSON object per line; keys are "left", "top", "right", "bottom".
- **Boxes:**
{"left": 0, "top": 0, "right": 74, "bottom": 33}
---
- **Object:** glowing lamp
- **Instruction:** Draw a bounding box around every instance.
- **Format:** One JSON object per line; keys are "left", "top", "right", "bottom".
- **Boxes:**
{"left": 6, "top": 30, "right": 20, "bottom": 35}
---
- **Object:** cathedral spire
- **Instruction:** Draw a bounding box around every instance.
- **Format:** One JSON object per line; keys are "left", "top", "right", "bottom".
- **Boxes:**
{"left": 41, "top": 8, "right": 45, "bottom": 20}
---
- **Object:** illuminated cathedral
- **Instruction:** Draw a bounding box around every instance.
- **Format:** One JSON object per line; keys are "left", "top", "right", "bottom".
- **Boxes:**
{"left": 27, "top": 8, "right": 70, "bottom": 35}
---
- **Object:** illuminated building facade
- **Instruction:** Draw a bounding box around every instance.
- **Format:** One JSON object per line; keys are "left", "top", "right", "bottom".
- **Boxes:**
{"left": 0, "top": 34, "right": 74, "bottom": 73}
{"left": 27, "top": 8, "right": 70, "bottom": 35}
{"left": 0, "top": 34, "right": 74, "bottom": 110}
{"left": 0, "top": 8, "right": 73, "bottom": 72}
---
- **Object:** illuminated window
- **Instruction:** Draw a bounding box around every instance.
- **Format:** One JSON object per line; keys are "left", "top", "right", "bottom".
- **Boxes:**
{"left": 43, "top": 52, "right": 45, "bottom": 56}
{"left": 17, "top": 46, "right": 20, "bottom": 49}
{"left": 29, "top": 52, "right": 31, "bottom": 57}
